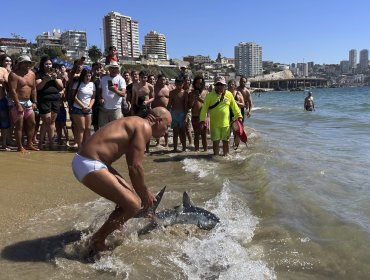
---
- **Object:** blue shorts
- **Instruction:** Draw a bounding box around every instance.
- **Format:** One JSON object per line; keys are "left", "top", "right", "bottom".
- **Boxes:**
{"left": 171, "top": 110, "right": 186, "bottom": 128}
{"left": 72, "top": 153, "right": 108, "bottom": 182}
{"left": 56, "top": 104, "right": 67, "bottom": 123}
{"left": 0, "top": 97, "right": 10, "bottom": 129}
{"left": 71, "top": 106, "right": 92, "bottom": 115}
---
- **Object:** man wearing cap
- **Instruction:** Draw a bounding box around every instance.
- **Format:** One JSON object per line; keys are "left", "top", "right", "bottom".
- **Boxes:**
{"left": 98, "top": 62, "right": 126, "bottom": 128}
{"left": 199, "top": 76, "right": 242, "bottom": 156}
{"left": 8, "top": 55, "right": 38, "bottom": 152}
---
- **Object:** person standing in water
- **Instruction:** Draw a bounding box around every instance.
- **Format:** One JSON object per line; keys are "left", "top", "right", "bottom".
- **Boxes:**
{"left": 304, "top": 91, "right": 315, "bottom": 111}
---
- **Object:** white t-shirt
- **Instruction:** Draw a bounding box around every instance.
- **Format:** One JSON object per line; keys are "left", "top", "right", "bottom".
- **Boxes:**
{"left": 100, "top": 75, "right": 126, "bottom": 110}
{"left": 72, "top": 81, "right": 96, "bottom": 109}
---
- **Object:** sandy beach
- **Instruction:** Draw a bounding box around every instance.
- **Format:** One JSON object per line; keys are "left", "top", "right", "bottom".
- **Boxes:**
{"left": 0, "top": 151, "right": 98, "bottom": 242}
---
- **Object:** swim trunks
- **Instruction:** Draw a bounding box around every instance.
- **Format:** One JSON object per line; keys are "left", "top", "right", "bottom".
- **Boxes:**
{"left": 191, "top": 116, "right": 208, "bottom": 133}
{"left": 171, "top": 110, "right": 186, "bottom": 128}
{"left": 72, "top": 153, "right": 108, "bottom": 182}
{"left": 305, "top": 106, "right": 314, "bottom": 111}
{"left": 9, "top": 100, "right": 34, "bottom": 124}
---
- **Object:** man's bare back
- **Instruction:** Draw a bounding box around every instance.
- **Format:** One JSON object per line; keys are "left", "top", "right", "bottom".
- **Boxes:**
{"left": 79, "top": 116, "right": 151, "bottom": 166}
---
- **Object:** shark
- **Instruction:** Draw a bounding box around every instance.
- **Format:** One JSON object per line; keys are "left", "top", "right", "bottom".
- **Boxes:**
{"left": 135, "top": 187, "right": 220, "bottom": 234}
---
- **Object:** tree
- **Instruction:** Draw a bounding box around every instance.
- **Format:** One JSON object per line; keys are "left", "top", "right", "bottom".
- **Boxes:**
{"left": 216, "top": 52, "right": 222, "bottom": 63}
{"left": 88, "top": 45, "right": 103, "bottom": 63}
{"left": 36, "top": 46, "right": 67, "bottom": 60}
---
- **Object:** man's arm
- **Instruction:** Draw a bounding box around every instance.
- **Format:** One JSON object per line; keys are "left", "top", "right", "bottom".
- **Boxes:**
{"left": 245, "top": 90, "right": 252, "bottom": 118}
{"left": 8, "top": 73, "right": 22, "bottom": 111}
{"left": 31, "top": 76, "right": 37, "bottom": 108}
{"left": 145, "top": 84, "right": 155, "bottom": 105}
{"left": 125, "top": 125, "right": 154, "bottom": 208}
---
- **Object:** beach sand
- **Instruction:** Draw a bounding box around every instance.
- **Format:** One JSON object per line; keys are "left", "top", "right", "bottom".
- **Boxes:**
{"left": 0, "top": 151, "right": 97, "bottom": 243}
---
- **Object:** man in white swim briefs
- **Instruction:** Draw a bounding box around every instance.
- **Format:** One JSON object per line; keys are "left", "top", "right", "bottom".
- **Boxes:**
{"left": 71, "top": 106, "right": 171, "bottom": 254}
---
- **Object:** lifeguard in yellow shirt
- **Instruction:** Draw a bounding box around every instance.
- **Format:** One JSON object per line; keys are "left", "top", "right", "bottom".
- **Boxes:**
{"left": 200, "top": 76, "right": 242, "bottom": 156}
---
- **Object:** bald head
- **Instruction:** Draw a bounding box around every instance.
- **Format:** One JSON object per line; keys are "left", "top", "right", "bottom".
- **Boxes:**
{"left": 151, "top": 107, "right": 171, "bottom": 123}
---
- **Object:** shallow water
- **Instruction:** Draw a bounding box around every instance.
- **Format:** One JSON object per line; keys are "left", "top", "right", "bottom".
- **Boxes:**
{"left": 1, "top": 87, "right": 370, "bottom": 279}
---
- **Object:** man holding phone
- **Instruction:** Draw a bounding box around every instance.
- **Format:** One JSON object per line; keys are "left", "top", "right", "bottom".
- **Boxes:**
{"left": 98, "top": 62, "right": 126, "bottom": 128}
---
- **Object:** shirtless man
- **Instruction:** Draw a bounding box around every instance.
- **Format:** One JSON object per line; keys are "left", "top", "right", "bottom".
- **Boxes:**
{"left": 183, "top": 75, "right": 193, "bottom": 147}
{"left": 237, "top": 76, "right": 252, "bottom": 120}
{"left": 304, "top": 91, "right": 315, "bottom": 111}
{"left": 188, "top": 76, "right": 208, "bottom": 152}
{"left": 167, "top": 77, "right": 188, "bottom": 152}
{"left": 131, "top": 70, "right": 154, "bottom": 118}
{"left": 8, "top": 55, "right": 38, "bottom": 152}
{"left": 0, "top": 56, "right": 11, "bottom": 150}
{"left": 152, "top": 74, "right": 170, "bottom": 146}
{"left": 72, "top": 107, "right": 171, "bottom": 254}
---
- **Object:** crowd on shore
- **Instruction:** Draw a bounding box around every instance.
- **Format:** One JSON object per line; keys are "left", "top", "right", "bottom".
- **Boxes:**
{"left": 0, "top": 47, "right": 253, "bottom": 156}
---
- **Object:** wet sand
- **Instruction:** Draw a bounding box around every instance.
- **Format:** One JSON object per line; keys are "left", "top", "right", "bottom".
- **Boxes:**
{"left": 0, "top": 150, "right": 98, "bottom": 242}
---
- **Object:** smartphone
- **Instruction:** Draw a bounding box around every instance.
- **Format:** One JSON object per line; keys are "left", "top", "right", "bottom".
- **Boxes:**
{"left": 108, "top": 80, "right": 113, "bottom": 87}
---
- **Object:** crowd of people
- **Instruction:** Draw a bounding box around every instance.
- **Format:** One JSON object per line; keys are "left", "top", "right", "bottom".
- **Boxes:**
{"left": 0, "top": 52, "right": 253, "bottom": 155}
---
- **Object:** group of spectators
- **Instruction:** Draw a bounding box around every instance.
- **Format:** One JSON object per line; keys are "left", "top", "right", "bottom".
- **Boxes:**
{"left": 0, "top": 47, "right": 252, "bottom": 156}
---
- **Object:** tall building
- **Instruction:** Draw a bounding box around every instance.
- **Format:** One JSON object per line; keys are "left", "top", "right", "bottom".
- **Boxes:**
{"left": 359, "top": 49, "right": 369, "bottom": 72}
{"left": 234, "top": 42, "right": 262, "bottom": 77}
{"left": 349, "top": 49, "right": 357, "bottom": 72}
{"left": 61, "top": 30, "right": 87, "bottom": 60}
{"left": 340, "top": 60, "right": 350, "bottom": 74}
{"left": 142, "top": 31, "right": 167, "bottom": 60}
{"left": 103, "top": 11, "right": 140, "bottom": 59}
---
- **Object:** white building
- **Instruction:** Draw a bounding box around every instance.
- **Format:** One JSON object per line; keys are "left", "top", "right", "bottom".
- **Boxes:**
{"left": 36, "top": 29, "right": 62, "bottom": 48}
{"left": 142, "top": 31, "right": 167, "bottom": 60}
{"left": 103, "top": 11, "right": 140, "bottom": 59}
{"left": 234, "top": 42, "right": 262, "bottom": 77}
{"left": 61, "top": 30, "right": 88, "bottom": 60}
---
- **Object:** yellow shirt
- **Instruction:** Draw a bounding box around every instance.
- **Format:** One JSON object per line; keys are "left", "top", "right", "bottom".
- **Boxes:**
{"left": 200, "top": 90, "right": 242, "bottom": 128}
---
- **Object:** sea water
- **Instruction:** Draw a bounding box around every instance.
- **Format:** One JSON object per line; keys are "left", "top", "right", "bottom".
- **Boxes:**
{"left": 1, "top": 87, "right": 370, "bottom": 279}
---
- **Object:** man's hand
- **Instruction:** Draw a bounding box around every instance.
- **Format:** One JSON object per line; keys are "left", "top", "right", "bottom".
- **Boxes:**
{"left": 16, "top": 103, "right": 24, "bottom": 113}
{"left": 140, "top": 189, "right": 156, "bottom": 209}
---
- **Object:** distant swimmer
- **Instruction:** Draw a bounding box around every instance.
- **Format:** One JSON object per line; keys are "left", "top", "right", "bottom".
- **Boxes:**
{"left": 304, "top": 91, "right": 315, "bottom": 111}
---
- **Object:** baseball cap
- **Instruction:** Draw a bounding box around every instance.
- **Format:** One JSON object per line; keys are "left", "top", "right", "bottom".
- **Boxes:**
{"left": 17, "top": 55, "right": 34, "bottom": 64}
{"left": 214, "top": 76, "right": 226, "bottom": 85}
{"left": 105, "top": 61, "right": 120, "bottom": 69}
{"left": 231, "top": 119, "right": 247, "bottom": 143}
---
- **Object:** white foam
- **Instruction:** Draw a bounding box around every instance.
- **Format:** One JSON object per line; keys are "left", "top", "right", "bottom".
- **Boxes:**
{"left": 168, "top": 182, "right": 276, "bottom": 279}
{"left": 182, "top": 158, "right": 219, "bottom": 178}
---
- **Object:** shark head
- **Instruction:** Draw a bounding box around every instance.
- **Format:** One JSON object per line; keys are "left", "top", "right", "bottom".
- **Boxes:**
{"left": 182, "top": 192, "right": 220, "bottom": 230}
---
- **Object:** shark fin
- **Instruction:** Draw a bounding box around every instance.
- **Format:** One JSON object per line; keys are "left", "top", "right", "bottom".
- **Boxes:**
{"left": 135, "top": 186, "right": 166, "bottom": 218}
{"left": 183, "top": 191, "right": 195, "bottom": 209}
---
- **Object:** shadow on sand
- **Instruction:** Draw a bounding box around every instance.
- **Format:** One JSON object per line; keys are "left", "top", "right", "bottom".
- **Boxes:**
{"left": 1, "top": 230, "right": 90, "bottom": 263}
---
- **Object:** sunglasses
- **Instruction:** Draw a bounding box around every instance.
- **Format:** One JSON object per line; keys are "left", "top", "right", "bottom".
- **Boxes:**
{"left": 4, "top": 60, "right": 12, "bottom": 62}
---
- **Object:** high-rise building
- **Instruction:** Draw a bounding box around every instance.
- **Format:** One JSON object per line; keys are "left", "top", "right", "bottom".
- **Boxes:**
{"left": 349, "top": 49, "right": 357, "bottom": 71}
{"left": 340, "top": 60, "right": 350, "bottom": 74}
{"left": 142, "top": 31, "right": 167, "bottom": 60}
{"left": 359, "top": 49, "right": 369, "bottom": 72}
{"left": 61, "top": 30, "right": 87, "bottom": 60}
{"left": 103, "top": 11, "right": 140, "bottom": 59}
{"left": 234, "top": 42, "right": 262, "bottom": 77}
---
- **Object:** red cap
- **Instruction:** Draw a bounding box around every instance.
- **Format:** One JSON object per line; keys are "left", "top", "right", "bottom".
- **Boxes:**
{"left": 232, "top": 120, "right": 247, "bottom": 143}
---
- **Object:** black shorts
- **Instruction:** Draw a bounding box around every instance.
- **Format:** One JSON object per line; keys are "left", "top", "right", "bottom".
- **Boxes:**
{"left": 38, "top": 100, "right": 60, "bottom": 115}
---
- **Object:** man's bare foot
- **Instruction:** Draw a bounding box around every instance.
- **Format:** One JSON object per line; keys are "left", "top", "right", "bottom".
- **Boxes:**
{"left": 18, "top": 147, "right": 28, "bottom": 153}
{"left": 26, "top": 145, "right": 40, "bottom": 151}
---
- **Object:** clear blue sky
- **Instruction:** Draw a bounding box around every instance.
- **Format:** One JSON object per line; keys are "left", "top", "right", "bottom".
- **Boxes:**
{"left": 2, "top": 0, "right": 370, "bottom": 64}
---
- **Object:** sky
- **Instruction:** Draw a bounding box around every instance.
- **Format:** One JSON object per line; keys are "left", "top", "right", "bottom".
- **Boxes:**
{"left": 2, "top": 0, "right": 370, "bottom": 65}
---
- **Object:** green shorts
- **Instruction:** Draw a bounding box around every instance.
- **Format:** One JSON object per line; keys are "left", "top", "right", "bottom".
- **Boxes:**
{"left": 210, "top": 126, "right": 230, "bottom": 141}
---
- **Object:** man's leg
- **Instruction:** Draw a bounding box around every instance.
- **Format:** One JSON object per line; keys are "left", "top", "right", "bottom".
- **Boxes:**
{"left": 213, "top": 140, "right": 220, "bottom": 155}
{"left": 82, "top": 169, "right": 141, "bottom": 252}
{"left": 222, "top": 140, "right": 229, "bottom": 156}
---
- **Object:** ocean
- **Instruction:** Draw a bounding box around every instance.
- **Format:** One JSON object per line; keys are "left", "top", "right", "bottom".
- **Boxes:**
{"left": 1, "top": 87, "right": 370, "bottom": 279}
